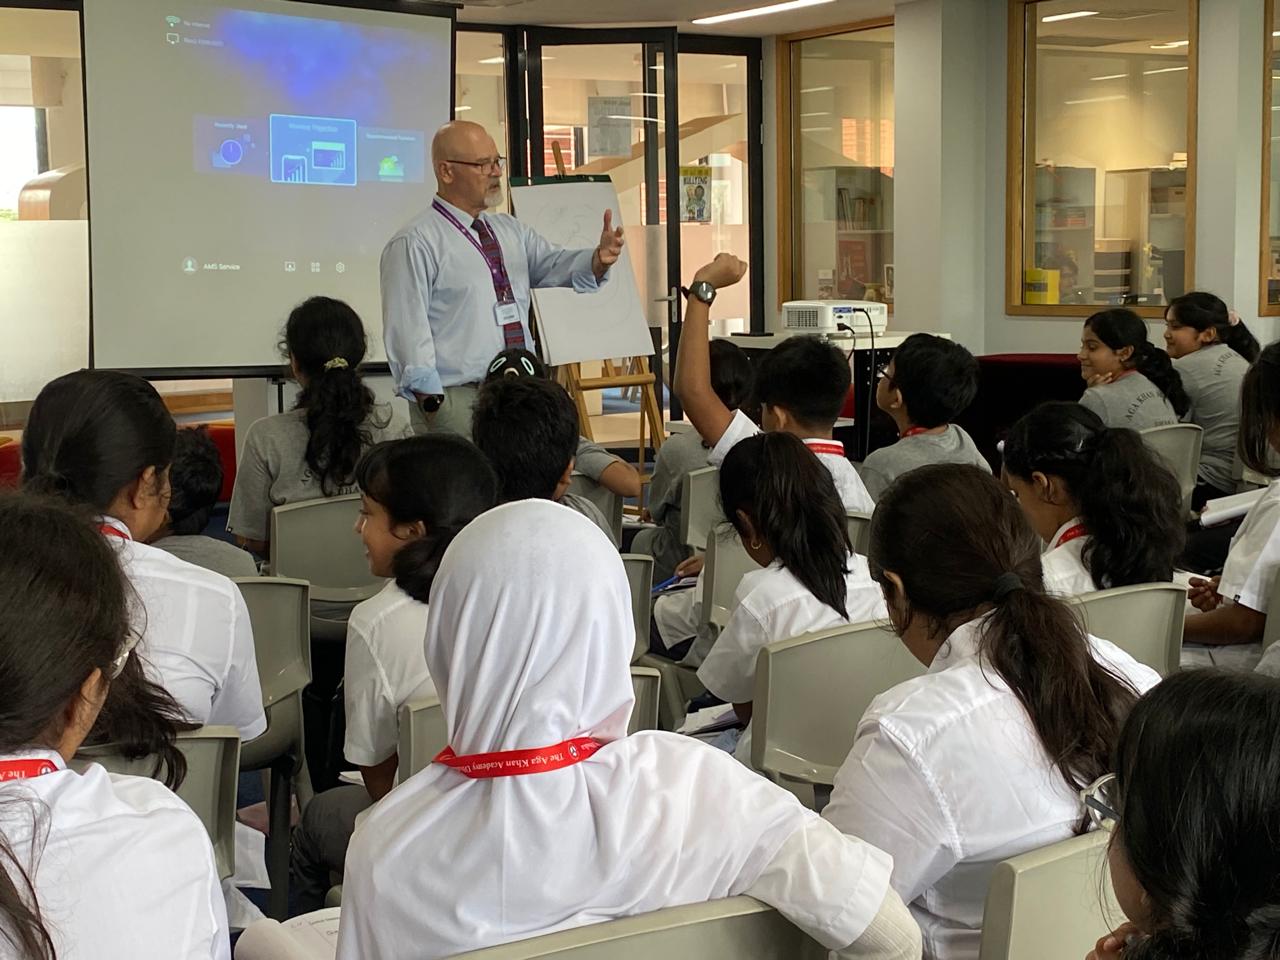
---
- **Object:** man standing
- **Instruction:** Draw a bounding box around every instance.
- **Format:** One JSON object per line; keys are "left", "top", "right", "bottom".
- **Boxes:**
{"left": 381, "top": 120, "right": 625, "bottom": 437}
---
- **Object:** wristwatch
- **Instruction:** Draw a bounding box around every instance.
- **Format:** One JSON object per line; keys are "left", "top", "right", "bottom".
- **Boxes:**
{"left": 684, "top": 280, "right": 717, "bottom": 305}
{"left": 418, "top": 394, "right": 444, "bottom": 414}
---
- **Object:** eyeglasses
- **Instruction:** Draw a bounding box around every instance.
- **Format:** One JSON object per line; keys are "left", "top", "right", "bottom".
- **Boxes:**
{"left": 109, "top": 633, "right": 140, "bottom": 680}
{"left": 1080, "top": 772, "right": 1120, "bottom": 832}
{"left": 446, "top": 156, "right": 506, "bottom": 173}
{"left": 876, "top": 362, "right": 894, "bottom": 384}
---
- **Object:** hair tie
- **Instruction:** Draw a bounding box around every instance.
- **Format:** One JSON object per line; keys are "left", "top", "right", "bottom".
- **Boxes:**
{"left": 1228, "top": 310, "right": 1241, "bottom": 327}
{"left": 992, "top": 572, "right": 1023, "bottom": 602}
{"left": 323, "top": 357, "right": 349, "bottom": 371}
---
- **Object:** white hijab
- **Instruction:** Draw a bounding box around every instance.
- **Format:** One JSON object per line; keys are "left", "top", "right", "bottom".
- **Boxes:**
{"left": 337, "top": 500, "right": 886, "bottom": 960}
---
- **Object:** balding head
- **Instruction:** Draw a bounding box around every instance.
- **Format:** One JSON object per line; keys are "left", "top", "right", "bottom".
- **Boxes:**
{"left": 432, "top": 121, "right": 503, "bottom": 216}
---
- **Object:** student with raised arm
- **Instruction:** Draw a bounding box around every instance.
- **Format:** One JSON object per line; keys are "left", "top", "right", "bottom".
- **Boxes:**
{"left": 674, "top": 253, "right": 873, "bottom": 514}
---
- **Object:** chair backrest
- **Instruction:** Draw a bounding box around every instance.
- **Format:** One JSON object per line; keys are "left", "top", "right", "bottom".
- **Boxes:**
{"left": 752, "top": 620, "right": 925, "bottom": 785}
{"left": 846, "top": 511, "right": 872, "bottom": 556}
{"left": 1068, "top": 582, "right": 1186, "bottom": 676}
{"left": 568, "top": 473, "right": 623, "bottom": 544}
{"left": 680, "top": 465, "right": 721, "bottom": 550}
{"left": 397, "top": 694, "right": 448, "bottom": 782}
{"left": 979, "top": 831, "right": 1120, "bottom": 960}
{"left": 74, "top": 726, "right": 241, "bottom": 881}
{"left": 269, "top": 494, "right": 385, "bottom": 602}
{"left": 629, "top": 666, "right": 661, "bottom": 733}
{"left": 621, "top": 554, "right": 655, "bottom": 663}
{"left": 448, "top": 896, "right": 826, "bottom": 959}
{"left": 1140, "top": 423, "right": 1203, "bottom": 517}
{"left": 1264, "top": 567, "right": 1280, "bottom": 652}
{"left": 234, "top": 576, "right": 312, "bottom": 707}
{"left": 702, "top": 523, "right": 761, "bottom": 631}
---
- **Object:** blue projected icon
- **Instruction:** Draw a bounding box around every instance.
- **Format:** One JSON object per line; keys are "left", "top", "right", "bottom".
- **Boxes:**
{"left": 270, "top": 114, "right": 357, "bottom": 186}
{"left": 219, "top": 139, "right": 244, "bottom": 166}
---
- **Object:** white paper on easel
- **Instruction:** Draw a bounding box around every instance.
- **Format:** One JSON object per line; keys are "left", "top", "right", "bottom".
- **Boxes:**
{"left": 509, "top": 179, "right": 654, "bottom": 366}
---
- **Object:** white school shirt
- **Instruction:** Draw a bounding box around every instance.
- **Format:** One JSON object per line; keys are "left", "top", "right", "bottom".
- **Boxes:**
{"left": 1039, "top": 518, "right": 1098, "bottom": 598}
{"left": 1218, "top": 479, "right": 1280, "bottom": 613}
{"left": 103, "top": 517, "right": 266, "bottom": 741}
{"left": 0, "top": 749, "right": 229, "bottom": 959}
{"left": 343, "top": 580, "right": 435, "bottom": 768}
{"left": 822, "top": 617, "right": 1159, "bottom": 960}
{"left": 707, "top": 409, "right": 876, "bottom": 514}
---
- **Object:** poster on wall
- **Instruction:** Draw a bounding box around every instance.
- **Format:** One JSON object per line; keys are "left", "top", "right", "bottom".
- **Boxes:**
{"left": 679, "top": 165, "right": 711, "bottom": 222}
{"left": 586, "top": 97, "right": 632, "bottom": 158}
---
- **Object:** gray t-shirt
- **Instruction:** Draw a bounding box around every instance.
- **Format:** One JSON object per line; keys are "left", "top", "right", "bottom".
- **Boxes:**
{"left": 1174, "top": 343, "right": 1249, "bottom": 492}
{"left": 151, "top": 534, "right": 260, "bottom": 580}
{"left": 1079, "top": 372, "right": 1178, "bottom": 431}
{"left": 631, "top": 429, "right": 711, "bottom": 582}
{"left": 574, "top": 436, "right": 622, "bottom": 483}
{"left": 857, "top": 424, "right": 990, "bottom": 501}
{"left": 227, "top": 403, "right": 411, "bottom": 542}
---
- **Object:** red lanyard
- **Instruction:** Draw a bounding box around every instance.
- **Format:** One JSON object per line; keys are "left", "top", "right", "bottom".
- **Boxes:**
{"left": 900, "top": 426, "right": 935, "bottom": 439}
{"left": 433, "top": 737, "right": 603, "bottom": 779}
{"left": 804, "top": 440, "right": 845, "bottom": 457}
{"left": 0, "top": 758, "right": 58, "bottom": 782}
{"left": 99, "top": 523, "right": 131, "bottom": 541}
{"left": 1053, "top": 523, "right": 1087, "bottom": 549}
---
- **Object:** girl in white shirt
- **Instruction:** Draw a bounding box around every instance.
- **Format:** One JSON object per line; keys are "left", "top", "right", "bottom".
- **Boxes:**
{"left": 291, "top": 434, "right": 499, "bottom": 912}
{"left": 822, "top": 464, "right": 1159, "bottom": 960}
{"left": 0, "top": 495, "right": 229, "bottom": 960}
{"left": 697, "top": 433, "right": 887, "bottom": 759}
{"left": 1000, "top": 401, "right": 1184, "bottom": 597}
{"left": 22, "top": 370, "right": 266, "bottom": 742}
{"left": 1187, "top": 342, "right": 1280, "bottom": 657}
{"left": 1087, "top": 670, "right": 1280, "bottom": 960}
{"left": 337, "top": 500, "right": 921, "bottom": 960}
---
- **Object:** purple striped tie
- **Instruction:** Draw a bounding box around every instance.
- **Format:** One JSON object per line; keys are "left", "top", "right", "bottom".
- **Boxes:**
{"left": 473, "top": 217, "right": 526, "bottom": 351}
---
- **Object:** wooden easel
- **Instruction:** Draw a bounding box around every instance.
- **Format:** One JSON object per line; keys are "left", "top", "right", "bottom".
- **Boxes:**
{"left": 544, "top": 142, "right": 665, "bottom": 466}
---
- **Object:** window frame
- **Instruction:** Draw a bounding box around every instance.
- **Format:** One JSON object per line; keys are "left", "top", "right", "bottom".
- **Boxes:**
{"left": 1004, "top": 0, "right": 1200, "bottom": 318}
{"left": 775, "top": 15, "right": 894, "bottom": 309}
{"left": 1261, "top": 0, "right": 1279, "bottom": 315}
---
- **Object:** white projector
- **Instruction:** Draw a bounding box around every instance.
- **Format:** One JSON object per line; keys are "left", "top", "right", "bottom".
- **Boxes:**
{"left": 781, "top": 300, "right": 889, "bottom": 338}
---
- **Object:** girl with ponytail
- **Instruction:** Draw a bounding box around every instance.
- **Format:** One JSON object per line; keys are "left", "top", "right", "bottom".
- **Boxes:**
{"left": 822, "top": 464, "right": 1159, "bottom": 960}
{"left": 1164, "top": 292, "right": 1258, "bottom": 505}
{"left": 694, "top": 433, "right": 886, "bottom": 765}
{"left": 1078, "top": 308, "right": 1188, "bottom": 429}
{"left": 228, "top": 296, "right": 410, "bottom": 554}
{"left": 0, "top": 494, "right": 228, "bottom": 959}
{"left": 1088, "top": 670, "right": 1280, "bottom": 960}
{"left": 290, "top": 435, "right": 497, "bottom": 912}
{"left": 1002, "top": 402, "right": 1184, "bottom": 596}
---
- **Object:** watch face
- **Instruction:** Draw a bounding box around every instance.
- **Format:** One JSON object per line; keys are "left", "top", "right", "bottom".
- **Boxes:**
{"left": 693, "top": 281, "right": 716, "bottom": 304}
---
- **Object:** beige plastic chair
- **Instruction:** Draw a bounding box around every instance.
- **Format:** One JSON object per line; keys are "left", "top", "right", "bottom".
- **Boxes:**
{"left": 979, "top": 831, "right": 1120, "bottom": 960}
{"left": 1140, "top": 423, "right": 1203, "bottom": 518}
{"left": 397, "top": 693, "right": 448, "bottom": 782}
{"left": 635, "top": 652, "right": 705, "bottom": 731}
{"left": 629, "top": 666, "right": 661, "bottom": 733}
{"left": 269, "top": 494, "right": 384, "bottom": 602}
{"left": 74, "top": 725, "right": 241, "bottom": 881}
{"left": 234, "top": 576, "right": 313, "bottom": 919}
{"left": 846, "top": 511, "right": 872, "bottom": 556}
{"left": 1068, "top": 582, "right": 1186, "bottom": 676}
{"left": 621, "top": 553, "right": 655, "bottom": 663}
{"left": 703, "top": 523, "right": 761, "bottom": 631}
{"left": 680, "top": 465, "right": 720, "bottom": 550}
{"left": 751, "top": 620, "right": 925, "bottom": 790}
{"left": 568, "top": 473, "right": 624, "bottom": 544}
{"left": 448, "top": 896, "right": 827, "bottom": 959}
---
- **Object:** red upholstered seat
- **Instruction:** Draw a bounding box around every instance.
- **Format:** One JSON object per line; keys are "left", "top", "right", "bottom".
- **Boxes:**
{"left": 0, "top": 441, "right": 20, "bottom": 489}
{"left": 203, "top": 423, "right": 237, "bottom": 503}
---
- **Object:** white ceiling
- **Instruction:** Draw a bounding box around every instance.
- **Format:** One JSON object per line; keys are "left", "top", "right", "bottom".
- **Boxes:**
{"left": 455, "top": 0, "right": 893, "bottom": 37}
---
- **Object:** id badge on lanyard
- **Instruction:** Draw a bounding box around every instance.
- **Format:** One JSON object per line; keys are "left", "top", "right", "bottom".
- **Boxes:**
{"left": 494, "top": 301, "right": 523, "bottom": 328}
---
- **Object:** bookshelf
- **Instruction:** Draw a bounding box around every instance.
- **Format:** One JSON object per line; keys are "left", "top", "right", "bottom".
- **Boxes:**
{"left": 803, "top": 164, "right": 894, "bottom": 301}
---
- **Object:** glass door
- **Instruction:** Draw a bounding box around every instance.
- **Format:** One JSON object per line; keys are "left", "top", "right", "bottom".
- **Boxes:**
{"left": 525, "top": 26, "right": 681, "bottom": 414}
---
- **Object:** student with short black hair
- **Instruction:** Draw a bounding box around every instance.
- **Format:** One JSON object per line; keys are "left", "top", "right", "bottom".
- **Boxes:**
{"left": 484, "top": 347, "right": 642, "bottom": 501}
{"left": 228, "top": 296, "right": 410, "bottom": 554}
{"left": 149, "top": 426, "right": 257, "bottom": 579}
{"left": 823, "top": 464, "right": 1158, "bottom": 960}
{"left": 471, "top": 375, "right": 617, "bottom": 544}
{"left": 858, "top": 334, "right": 987, "bottom": 500}
{"left": 696, "top": 433, "right": 886, "bottom": 762}
{"left": 22, "top": 370, "right": 265, "bottom": 742}
{"left": 1164, "top": 291, "right": 1258, "bottom": 507}
{"left": 0, "top": 494, "right": 229, "bottom": 960}
{"left": 674, "top": 254, "right": 873, "bottom": 513}
{"left": 634, "top": 338, "right": 754, "bottom": 582}
{"left": 1078, "top": 308, "right": 1188, "bottom": 430}
{"left": 1001, "top": 402, "right": 1184, "bottom": 596}
{"left": 1087, "top": 670, "right": 1280, "bottom": 960}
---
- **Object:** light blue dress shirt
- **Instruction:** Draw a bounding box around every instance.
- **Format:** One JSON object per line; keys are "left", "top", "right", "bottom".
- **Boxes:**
{"left": 380, "top": 196, "right": 609, "bottom": 398}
